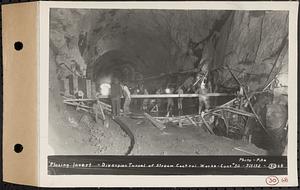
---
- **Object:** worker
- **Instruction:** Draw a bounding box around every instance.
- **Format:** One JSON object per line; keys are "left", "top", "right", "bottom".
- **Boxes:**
{"left": 195, "top": 80, "right": 209, "bottom": 115}
{"left": 74, "top": 90, "right": 84, "bottom": 99}
{"left": 122, "top": 82, "right": 131, "bottom": 115}
{"left": 166, "top": 87, "right": 174, "bottom": 117}
{"left": 110, "top": 78, "right": 122, "bottom": 118}
{"left": 177, "top": 87, "right": 184, "bottom": 115}
{"left": 132, "top": 87, "right": 139, "bottom": 111}
{"left": 74, "top": 90, "right": 86, "bottom": 111}
{"left": 92, "top": 100, "right": 101, "bottom": 123}
{"left": 142, "top": 88, "right": 149, "bottom": 111}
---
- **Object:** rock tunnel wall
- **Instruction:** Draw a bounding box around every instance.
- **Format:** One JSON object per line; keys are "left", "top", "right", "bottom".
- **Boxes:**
{"left": 210, "top": 10, "right": 288, "bottom": 104}
{"left": 83, "top": 9, "right": 227, "bottom": 83}
{"left": 208, "top": 10, "right": 289, "bottom": 153}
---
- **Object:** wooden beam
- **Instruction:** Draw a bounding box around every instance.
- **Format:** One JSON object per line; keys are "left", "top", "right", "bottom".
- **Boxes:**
{"left": 86, "top": 79, "right": 92, "bottom": 98}
{"left": 199, "top": 115, "right": 214, "bottom": 135}
{"left": 154, "top": 114, "right": 197, "bottom": 120}
{"left": 98, "top": 103, "right": 106, "bottom": 120}
{"left": 63, "top": 101, "right": 92, "bottom": 109}
{"left": 221, "top": 111, "right": 230, "bottom": 136}
{"left": 210, "top": 107, "right": 255, "bottom": 118}
{"left": 186, "top": 116, "right": 198, "bottom": 128}
{"left": 144, "top": 113, "right": 166, "bottom": 130}
{"left": 226, "top": 64, "right": 270, "bottom": 135}
{"left": 233, "top": 147, "right": 258, "bottom": 156}
{"left": 98, "top": 101, "right": 111, "bottom": 109}
{"left": 220, "top": 98, "right": 236, "bottom": 107}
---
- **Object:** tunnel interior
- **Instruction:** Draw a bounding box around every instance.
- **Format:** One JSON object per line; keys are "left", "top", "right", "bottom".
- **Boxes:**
{"left": 49, "top": 8, "right": 289, "bottom": 156}
{"left": 91, "top": 50, "right": 140, "bottom": 88}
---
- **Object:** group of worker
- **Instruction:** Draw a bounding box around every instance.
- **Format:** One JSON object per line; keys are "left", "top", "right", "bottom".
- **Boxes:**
{"left": 109, "top": 78, "right": 132, "bottom": 117}
{"left": 103, "top": 72, "right": 211, "bottom": 118}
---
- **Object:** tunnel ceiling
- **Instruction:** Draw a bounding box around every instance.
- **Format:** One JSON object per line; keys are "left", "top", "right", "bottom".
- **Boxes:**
{"left": 87, "top": 9, "right": 229, "bottom": 79}
{"left": 50, "top": 8, "right": 229, "bottom": 80}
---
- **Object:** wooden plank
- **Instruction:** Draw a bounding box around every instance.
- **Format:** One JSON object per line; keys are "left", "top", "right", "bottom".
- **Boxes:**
{"left": 86, "top": 79, "right": 92, "bottom": 98}
{"left": 213, "top": 107, "right": 255, "bottom": 118}
{"left": 98, "top": 101, "right": 111, "bottom": 109}
{"left": 226, "top": 64, "right": 269, "bottom": 135}
{"left": 98, "top": 103, "right": 106, "bottom": 120}
{"left": 154, "top": 114, "right": 196, "bottom": 120}
{"left": 144, "top": 113, "right": 166, "bottom": 130}
{"left": 199, "top": 114, "right": 214, "bottom": 135}
{"left": 219, "top": 98, "right": 236, "bottom": 107}
{"left": 63, "top": 101, "right": 92, "bottom": 110}
{"left": 193, "top": 71, "right": 208, "bottom": 86}
{"left": 186, "top": 116, "right": 198, "bottom": 127}
{"left": 233, "top": 147, "right": 258, "bottom": 156}
{"left": 221, "top": 111, "right": 230, "bottom": 136}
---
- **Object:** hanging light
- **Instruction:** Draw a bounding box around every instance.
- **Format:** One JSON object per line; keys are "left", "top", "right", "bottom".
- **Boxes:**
{"left": 100, "top": 83, "right": 111, "bottom": 96}
{"left": 165, "top": 88, "right": 171, "bottom": 94}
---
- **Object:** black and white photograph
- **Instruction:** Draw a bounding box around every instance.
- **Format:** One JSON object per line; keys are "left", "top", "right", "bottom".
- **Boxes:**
{"left": 1, "top": 0, "right": 297, "bottom": 187}
{"left": 46, "top": 3, "right": 295, "bottom": 178}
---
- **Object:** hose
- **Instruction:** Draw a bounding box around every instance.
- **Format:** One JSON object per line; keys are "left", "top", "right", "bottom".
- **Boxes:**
{"left": 111, "top": 117, "right": 135, "bottom": 155}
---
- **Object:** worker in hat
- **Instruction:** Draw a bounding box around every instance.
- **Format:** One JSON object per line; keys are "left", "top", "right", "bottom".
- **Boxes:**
{"left": 166, "top": 87, "right": 174, "bottom": 117}
{"left": 177, "top": 86, "right": 184, "bottom": 115}
{"left": 110, "top": 78, "right": 122, "bottom": 117}
{"left": 195, "top": 80, "right": 209, "bottom": 115}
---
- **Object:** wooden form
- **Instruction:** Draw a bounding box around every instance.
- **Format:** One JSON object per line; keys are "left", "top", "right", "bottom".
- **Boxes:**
{"left": 63, "top": 99, "right": 111, "bottom": 123}
{"left": 200, "top": 114, "right": 214, "bottom": 134}
{"left": 144, "top": 113, "right": 166, "bottom": 130}
{"left": 226, "top": 64, "right": 269, "bottom": 135}
{"left": 210, "top": 106, "right": 255, "bottom": 118}
{"left": 62, "top": 76, "right": 93, "bottom": 98}
{"left": 63, "top": 95, "right": 255, "bottom": 137}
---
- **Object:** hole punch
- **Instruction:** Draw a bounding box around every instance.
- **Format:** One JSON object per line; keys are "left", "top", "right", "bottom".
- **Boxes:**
{"left": 14, "top": 41, "right": 23, "bottom": 51}
{"left": 14, "top": 144, "right": 23, "bottom": 153}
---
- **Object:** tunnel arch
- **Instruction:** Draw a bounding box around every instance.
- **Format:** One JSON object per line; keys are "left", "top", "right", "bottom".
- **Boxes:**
{"left": 86, "top": 49, "right": 146, "bottom": 88}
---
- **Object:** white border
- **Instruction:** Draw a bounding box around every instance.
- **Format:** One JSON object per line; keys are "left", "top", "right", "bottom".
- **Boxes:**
{"left": 39, "top": 1, "right": 298, "bottom": 187}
